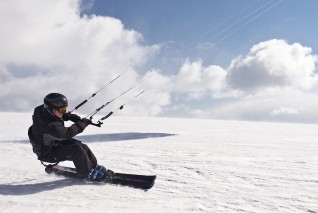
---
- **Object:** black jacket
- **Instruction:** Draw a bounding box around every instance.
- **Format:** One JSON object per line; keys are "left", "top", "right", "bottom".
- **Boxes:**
{"left": 28, "top": 104, "right": 89, "bottom": 159}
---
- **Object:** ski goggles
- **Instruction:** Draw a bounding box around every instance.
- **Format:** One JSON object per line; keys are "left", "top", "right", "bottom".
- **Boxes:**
{"left": 57, "top": 106, "right": 67, "bottom": 114}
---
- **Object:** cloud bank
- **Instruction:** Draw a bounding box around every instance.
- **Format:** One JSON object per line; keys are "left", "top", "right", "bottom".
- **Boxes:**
{"left": 171, "top": 39, "right": 318, "bottom": 123}
{"left": 226, "top": 39, "right": 318, "bottom": 92}
{"left": 1, "top": 0, "right": 318, "bottom": 123}
{"left": 0, "top": 0, "right": 162, "bottom": 115}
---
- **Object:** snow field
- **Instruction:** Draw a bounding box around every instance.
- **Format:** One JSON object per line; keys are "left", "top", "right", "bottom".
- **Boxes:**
{"left": 0, "top": 112, "right": 317, "bottom": 212}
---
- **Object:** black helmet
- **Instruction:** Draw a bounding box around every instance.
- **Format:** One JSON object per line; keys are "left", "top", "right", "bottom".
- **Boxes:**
{"left": 44, "top": 93, "right": 68, "bottom": 110}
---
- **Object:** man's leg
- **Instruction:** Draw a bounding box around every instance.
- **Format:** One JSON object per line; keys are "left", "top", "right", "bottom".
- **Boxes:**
{"left": 81, "top": 143, "right": 98, "bottom": 168}
{"left": 42, "top": 141, "right": 94, "bottom": 176}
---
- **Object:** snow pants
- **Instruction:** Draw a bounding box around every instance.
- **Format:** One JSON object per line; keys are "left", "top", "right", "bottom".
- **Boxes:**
{"left": 42, "top": 139, "right": 97, "bottom": 176}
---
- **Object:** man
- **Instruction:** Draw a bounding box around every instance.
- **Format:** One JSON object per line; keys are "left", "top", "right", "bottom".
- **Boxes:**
{"left": 28, "top": 93, "right": 107, "bottom": 181}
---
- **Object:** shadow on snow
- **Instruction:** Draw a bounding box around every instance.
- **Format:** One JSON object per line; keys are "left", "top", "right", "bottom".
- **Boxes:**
{"left": 9, "top": 132, "right": 177, "bottom": 144}
{"left": 0, "top": 179, "right": 89, "bottom": 195}
{"left": 75, "top": 132, "right": 176, "bottom": 143}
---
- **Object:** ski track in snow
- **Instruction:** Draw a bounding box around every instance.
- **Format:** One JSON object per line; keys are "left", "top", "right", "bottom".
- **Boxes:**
{"left": 0, "top": 112, "right": 317, "bottom": 213}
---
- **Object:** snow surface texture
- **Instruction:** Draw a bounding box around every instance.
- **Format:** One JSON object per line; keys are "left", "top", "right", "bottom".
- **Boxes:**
{"left": 0, "top": 112, "right": 317, "bottom": 213}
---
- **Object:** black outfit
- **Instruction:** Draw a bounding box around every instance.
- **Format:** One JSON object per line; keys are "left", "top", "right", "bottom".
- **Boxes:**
{"left": 28, "top": 104, "right": 97, "bottom": 176}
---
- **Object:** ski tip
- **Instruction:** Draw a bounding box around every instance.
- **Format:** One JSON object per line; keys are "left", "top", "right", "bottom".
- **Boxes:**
{"left": 145, "top": 181, "right": 155, "bottom": 190}
{"left": 44, "top": 166, "right": 53, "bottom": 174}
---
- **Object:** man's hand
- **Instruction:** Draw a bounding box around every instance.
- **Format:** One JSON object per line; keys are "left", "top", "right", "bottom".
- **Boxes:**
{"left": 63, "top": 112, "right": 81, "bottom": 122}
{"left": 81, "top": 118, "right": 92, "bottom": 125}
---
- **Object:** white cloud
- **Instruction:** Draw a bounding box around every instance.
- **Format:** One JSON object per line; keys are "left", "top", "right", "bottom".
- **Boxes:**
{"left": 171, "top": 39, "right": 318, "bottom": 101}
{"left": 226, "top": 39, "right": 318, "bottom": 92}
{"left": 270, "top": 107, "right": 299, "bottom": 116}
{"left": 0, "top": 0, "right": 163, "bottom": 116}
{"left": 207, "top": 91, "right": 318, "bottom": 123}
{"left": 169, "top": 39, "right": 318, "bottom": 123}
{"left": 122, "top": 70, "right": 172, "bottom": 116}
{"left": 173, "top": 59, "right": 227, "bottom": 99}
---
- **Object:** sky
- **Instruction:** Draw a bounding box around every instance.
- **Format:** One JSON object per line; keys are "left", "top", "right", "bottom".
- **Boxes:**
{"left": 1, "top": 0, "right": 318, "bottom": 123}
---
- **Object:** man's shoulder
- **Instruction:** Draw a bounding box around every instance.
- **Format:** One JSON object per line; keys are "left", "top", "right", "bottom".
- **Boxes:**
{"left": 34, "top": 104, "right": 44, "bottom": 112}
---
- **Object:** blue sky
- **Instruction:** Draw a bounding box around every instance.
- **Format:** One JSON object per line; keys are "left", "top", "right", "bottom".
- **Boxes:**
{"left": 1, "top": 0, "right": 318, "bottom": 123}
{"left": 84, "top": 0, "right": 318, "bottom": 69}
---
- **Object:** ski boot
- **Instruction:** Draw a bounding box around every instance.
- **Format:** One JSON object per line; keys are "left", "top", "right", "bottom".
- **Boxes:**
{"left": 88, "top": 165, "right": 107, "bottom": 181}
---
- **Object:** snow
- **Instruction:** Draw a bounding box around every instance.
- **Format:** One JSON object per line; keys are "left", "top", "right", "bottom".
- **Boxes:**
{"left": 0, "top": 112, "right": 317, "bottom": 213}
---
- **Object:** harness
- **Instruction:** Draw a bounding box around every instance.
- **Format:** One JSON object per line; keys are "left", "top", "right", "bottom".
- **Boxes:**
{"left": 28, "top": 126, "right": 60, "bottom": 168}
{"left": 40, "top": 160, "right": 59, "bottom": 167}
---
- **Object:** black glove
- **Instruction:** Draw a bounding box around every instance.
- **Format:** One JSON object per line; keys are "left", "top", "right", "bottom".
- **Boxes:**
{"left": 81, "top": 118, "right": 92, "bottom": 125}
{"left": 63, "top": 112, "right": 81, "bottom": 122}
{"left": 75, "top": 118, "right": 91, "bottom": 132}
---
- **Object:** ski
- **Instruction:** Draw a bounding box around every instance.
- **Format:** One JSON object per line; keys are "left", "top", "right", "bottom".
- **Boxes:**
{"left": 45, "top": 165, "right": 156, "bottom": 190}
{"left": 114, "top": 172, "right": 157, "bottom": 182}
